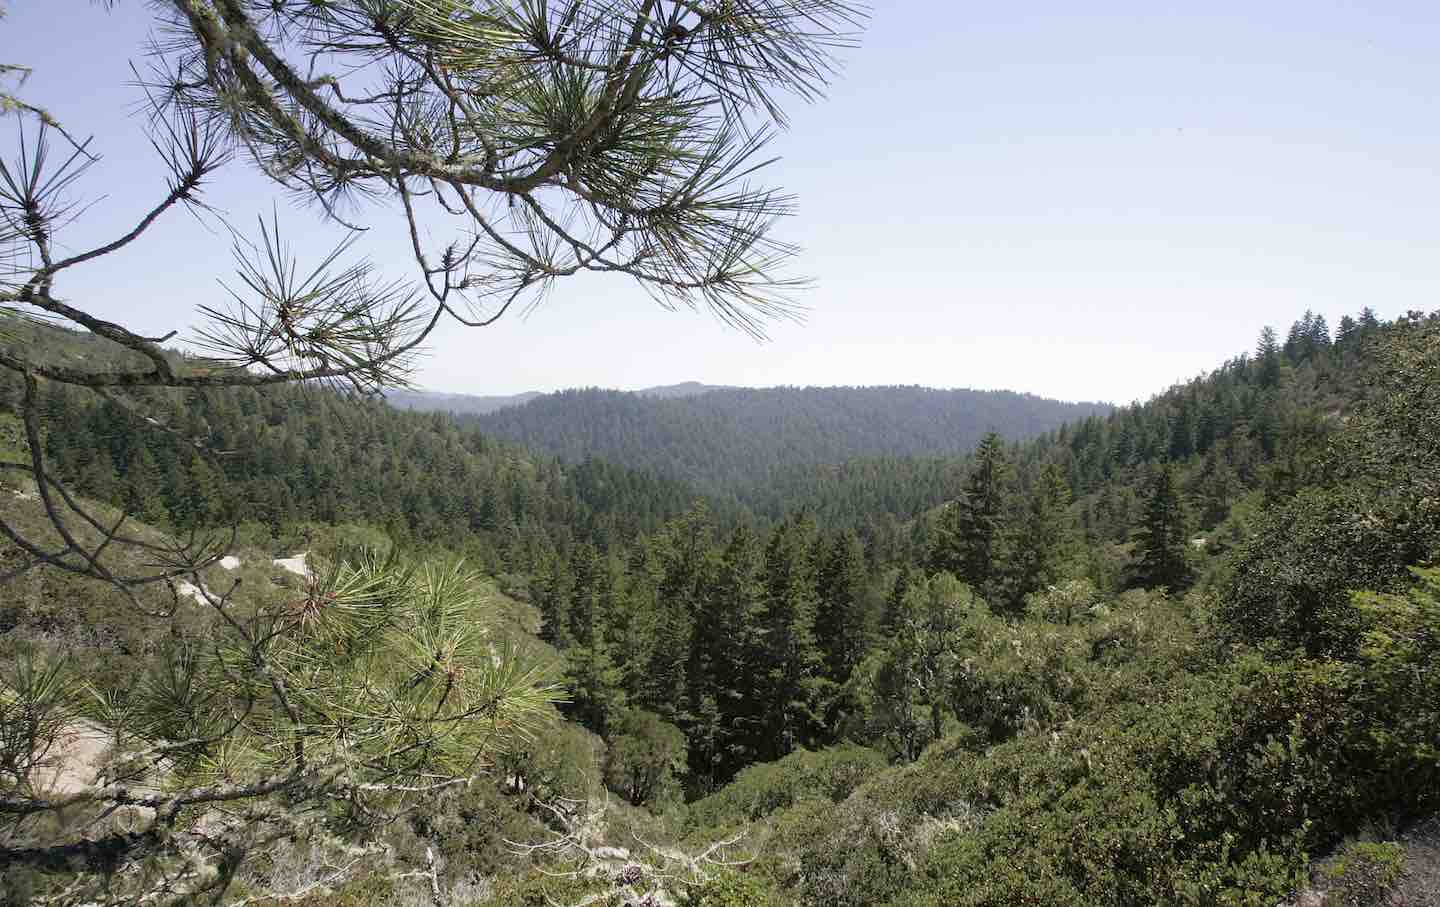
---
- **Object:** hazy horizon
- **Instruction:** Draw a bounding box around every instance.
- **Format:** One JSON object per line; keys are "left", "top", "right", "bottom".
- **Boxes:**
{"left": 396, "top": 380, "right": 1120, "bottom": 407}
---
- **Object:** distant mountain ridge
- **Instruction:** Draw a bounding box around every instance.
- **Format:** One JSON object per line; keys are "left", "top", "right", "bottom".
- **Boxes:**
{"left": 447, "top": 384, "right": 1113, "bottom": 495}
{"left": 385, "top": 381, "right": 729, "bottom": 415}
{"left": 384, "top": 388, "right": 544, "bottom": 415}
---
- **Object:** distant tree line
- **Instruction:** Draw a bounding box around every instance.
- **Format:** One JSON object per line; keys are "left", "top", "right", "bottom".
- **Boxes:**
{"left": 462, "top": 385, "right": 1112, "bottom": 498}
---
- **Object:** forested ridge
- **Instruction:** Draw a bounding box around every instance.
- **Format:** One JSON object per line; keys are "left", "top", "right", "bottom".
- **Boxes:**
{"left": 0, "top": 315, "right": 700, "bottom": 572}
{"left": 453, "top": 384, "right": 1112, "bottom": 500}
{"left": 384, "top": 382, "right": 727, "bottom": 416}
{"left": 7, "top": 305, "right": 1440, "bottom": 905}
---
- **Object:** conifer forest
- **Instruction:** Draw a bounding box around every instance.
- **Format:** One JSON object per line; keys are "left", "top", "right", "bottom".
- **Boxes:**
{"left": 3, "top": 3, "right": 1440, "bottom": 906}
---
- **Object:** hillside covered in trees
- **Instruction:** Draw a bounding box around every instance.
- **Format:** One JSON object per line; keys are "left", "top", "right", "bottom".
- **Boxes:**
{"left": 7, "top": 306, "right": 1440, "bottom": 906}
{"left": 450, "top": 385, "right": 1112, "bottom": 498}
{"left": 0, "top": 316, "right": 701, "bottom": 574}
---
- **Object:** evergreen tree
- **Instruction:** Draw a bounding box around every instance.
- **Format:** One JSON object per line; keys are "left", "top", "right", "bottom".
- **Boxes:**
{"left": 642, "top": 505, "right": 714, "bottom": 724}
{"left": 177, "top": 454, "right": 222, "bottom": 530}
{"left": 1009, "top": 462, "right": 1079, "bottom": 606}
{"left": 1336, "top": 314, "right": 1359, "bottom": 348}
{"left": 883, "top": 563, "right": 916, "bottom": 632}
{"left": 567, "top": 542, "right": 603, "bottom": 648}
{"left": 537, "top": 553, "right": 575, "bottom": 648}
{"left": 1256, "top": 326, "right": 1283, "bottom": 388}
{"left": 562, "top": 543, "right": 624, "bottom": 732}
{"left": 758, "top": 513, "right": 823, "bottom": 760}
{"left": 76, "top": 455, "right": 120, "bottom": 504}
{"left": 1197, "top": 454, "right": 1240, "bottom": 531}
{"left": 1132, "top": 464, "right": 1193, "bottom": 591}
{"left": 1168, "top": 404, "right": 1196, "bottom": 460}
{"left": 815, "top": 529, "right": 870, "bottom": 684}
{"left": 123, "top": 445, "right": 170, "bottom": 527}
{"left": 1285, "top": 310, "right": 1316, "bottom": 360}
{"left": 929, "top": 432, "right": 1013, "bottom": 600}
{"left": 604, "top": 547, "right": 656, "bottom": 706}
{"left": 690, "top": 525, "right": 768, "bottom": 788}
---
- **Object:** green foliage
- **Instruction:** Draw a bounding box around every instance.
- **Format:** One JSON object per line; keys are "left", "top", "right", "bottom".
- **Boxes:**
{"left": 750, "top": 785, "right": 980, "bottom": 907}
{"left": 1218, "top": 315, "right": 1440, "bottom": 656}
{"left": 680, "top": 870, "right": 781, "bottom": 907}
{"left": 1131, "top": 463, "right": 1194, "bottom": 591}
{"left": 603, "top": 709, "right": 687, "bottom": 807}
{"left": 495, "top": 720, "right": 603, "bottom": 811}
{"left": 684, "top": 744, "right": 886, "bottom": 830}
{"left": 1218, "top": 484, "right": 1431, "bottom": 657}
{"left": 1026, "top": 577, "right": 1100, "bottom": 626}
{"left": 1144, "top": 575, "right": 1440, "bottom": 901}
{"left": 850, "top": 573, "right": 978, "bottom": 761}
{"left": 949, "top": 615, "right": 1090, "bottom": 745}
{"left": 1007, "top": 462, "right": 1080, "bottom": 605}
{"left": 0, "top": 652, "right": 79, "bottom": 793}
{"left": 1320, "top": 841, "right": 1407, "bottom": 907}
{"left": 929, "top": 433, "right": 1014, "bottom": 602}
{"left": 1, "top": 542, "right": 565, "bottom": 904}
{"left": 476, "top": 870, "right": 612, "bottom": 907}
{"left": 468, "top": 386, "right": 1108, "bottom": 509}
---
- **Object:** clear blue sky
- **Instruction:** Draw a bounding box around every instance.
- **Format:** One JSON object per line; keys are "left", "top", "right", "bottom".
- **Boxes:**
{"left": 6, "top": 2, "right": 1440, "bottom": 404}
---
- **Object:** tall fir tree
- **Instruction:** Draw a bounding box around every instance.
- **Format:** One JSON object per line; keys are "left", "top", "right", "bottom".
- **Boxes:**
{"left": 815, "top": 529, "right": 871, "bottom": 684}
{"left": 123, "top": 445, "right": 170, "bottom": 527}
{"left": 1009, "top": 462, "right": 1079, "bottom": 607}
{"left": 1168, "top": 404, "right": 1196, "bottom": 460}
{"left": 536, "top": 552, "right": 575, "bottom": 649}
{"left": 689, "top": 524, "right": 768, "bottom": 789}
{"left": 1336, "top": 314, "right": 1359, "bottom": 349}
{"left": 1132, "top": 463, "right": 1194, "bottom": 591}
{"left": 929, "top": 432, "right": 1013, "bottom": 601}
{"left": 641, "top": 504, "right": 714, "bottom": 724}
{"left": 1256, "top": 326, "right": 1283, "bottom": 388}
{"left": 562, "top": 542, "right": 625, "bottom": 733}
{"left": 605, "top": 546, "right": 658, "bottom": 708}
{"left": 758, "top": 513, "right": 823, "bottom": 761}
{"left": 883, "top": 563, "right": 916, "bottom": 632}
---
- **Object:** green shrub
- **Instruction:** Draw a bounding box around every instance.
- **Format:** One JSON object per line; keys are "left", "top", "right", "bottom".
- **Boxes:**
{"left": 288, "top": 873, "right": 399, "bottom": 906}
{"left": 1320, "top": 841, "right": 1407, "bottom": 906}
{"left": 475, "top": 869, "right": 613, "bottom": 907}
{"left": 948, "top": 619, "right": 1089, "bottom": 744}
{"left": 1158, "top": 572, "right": 1440, "bottom": 868}
{"left": 496, "top": 719, "right": 604, "bottom": 808}
{"left": 751, "top": 794, "right": 917, "bottom": 907}
{"left": 604, "top": 708, "right": 687, "bottom": 807}
{"left": 680, "top": 870, "right": 781, "bottom": 907}
{"left": 685, "top": 744, "right": 886, "bottom": 830}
